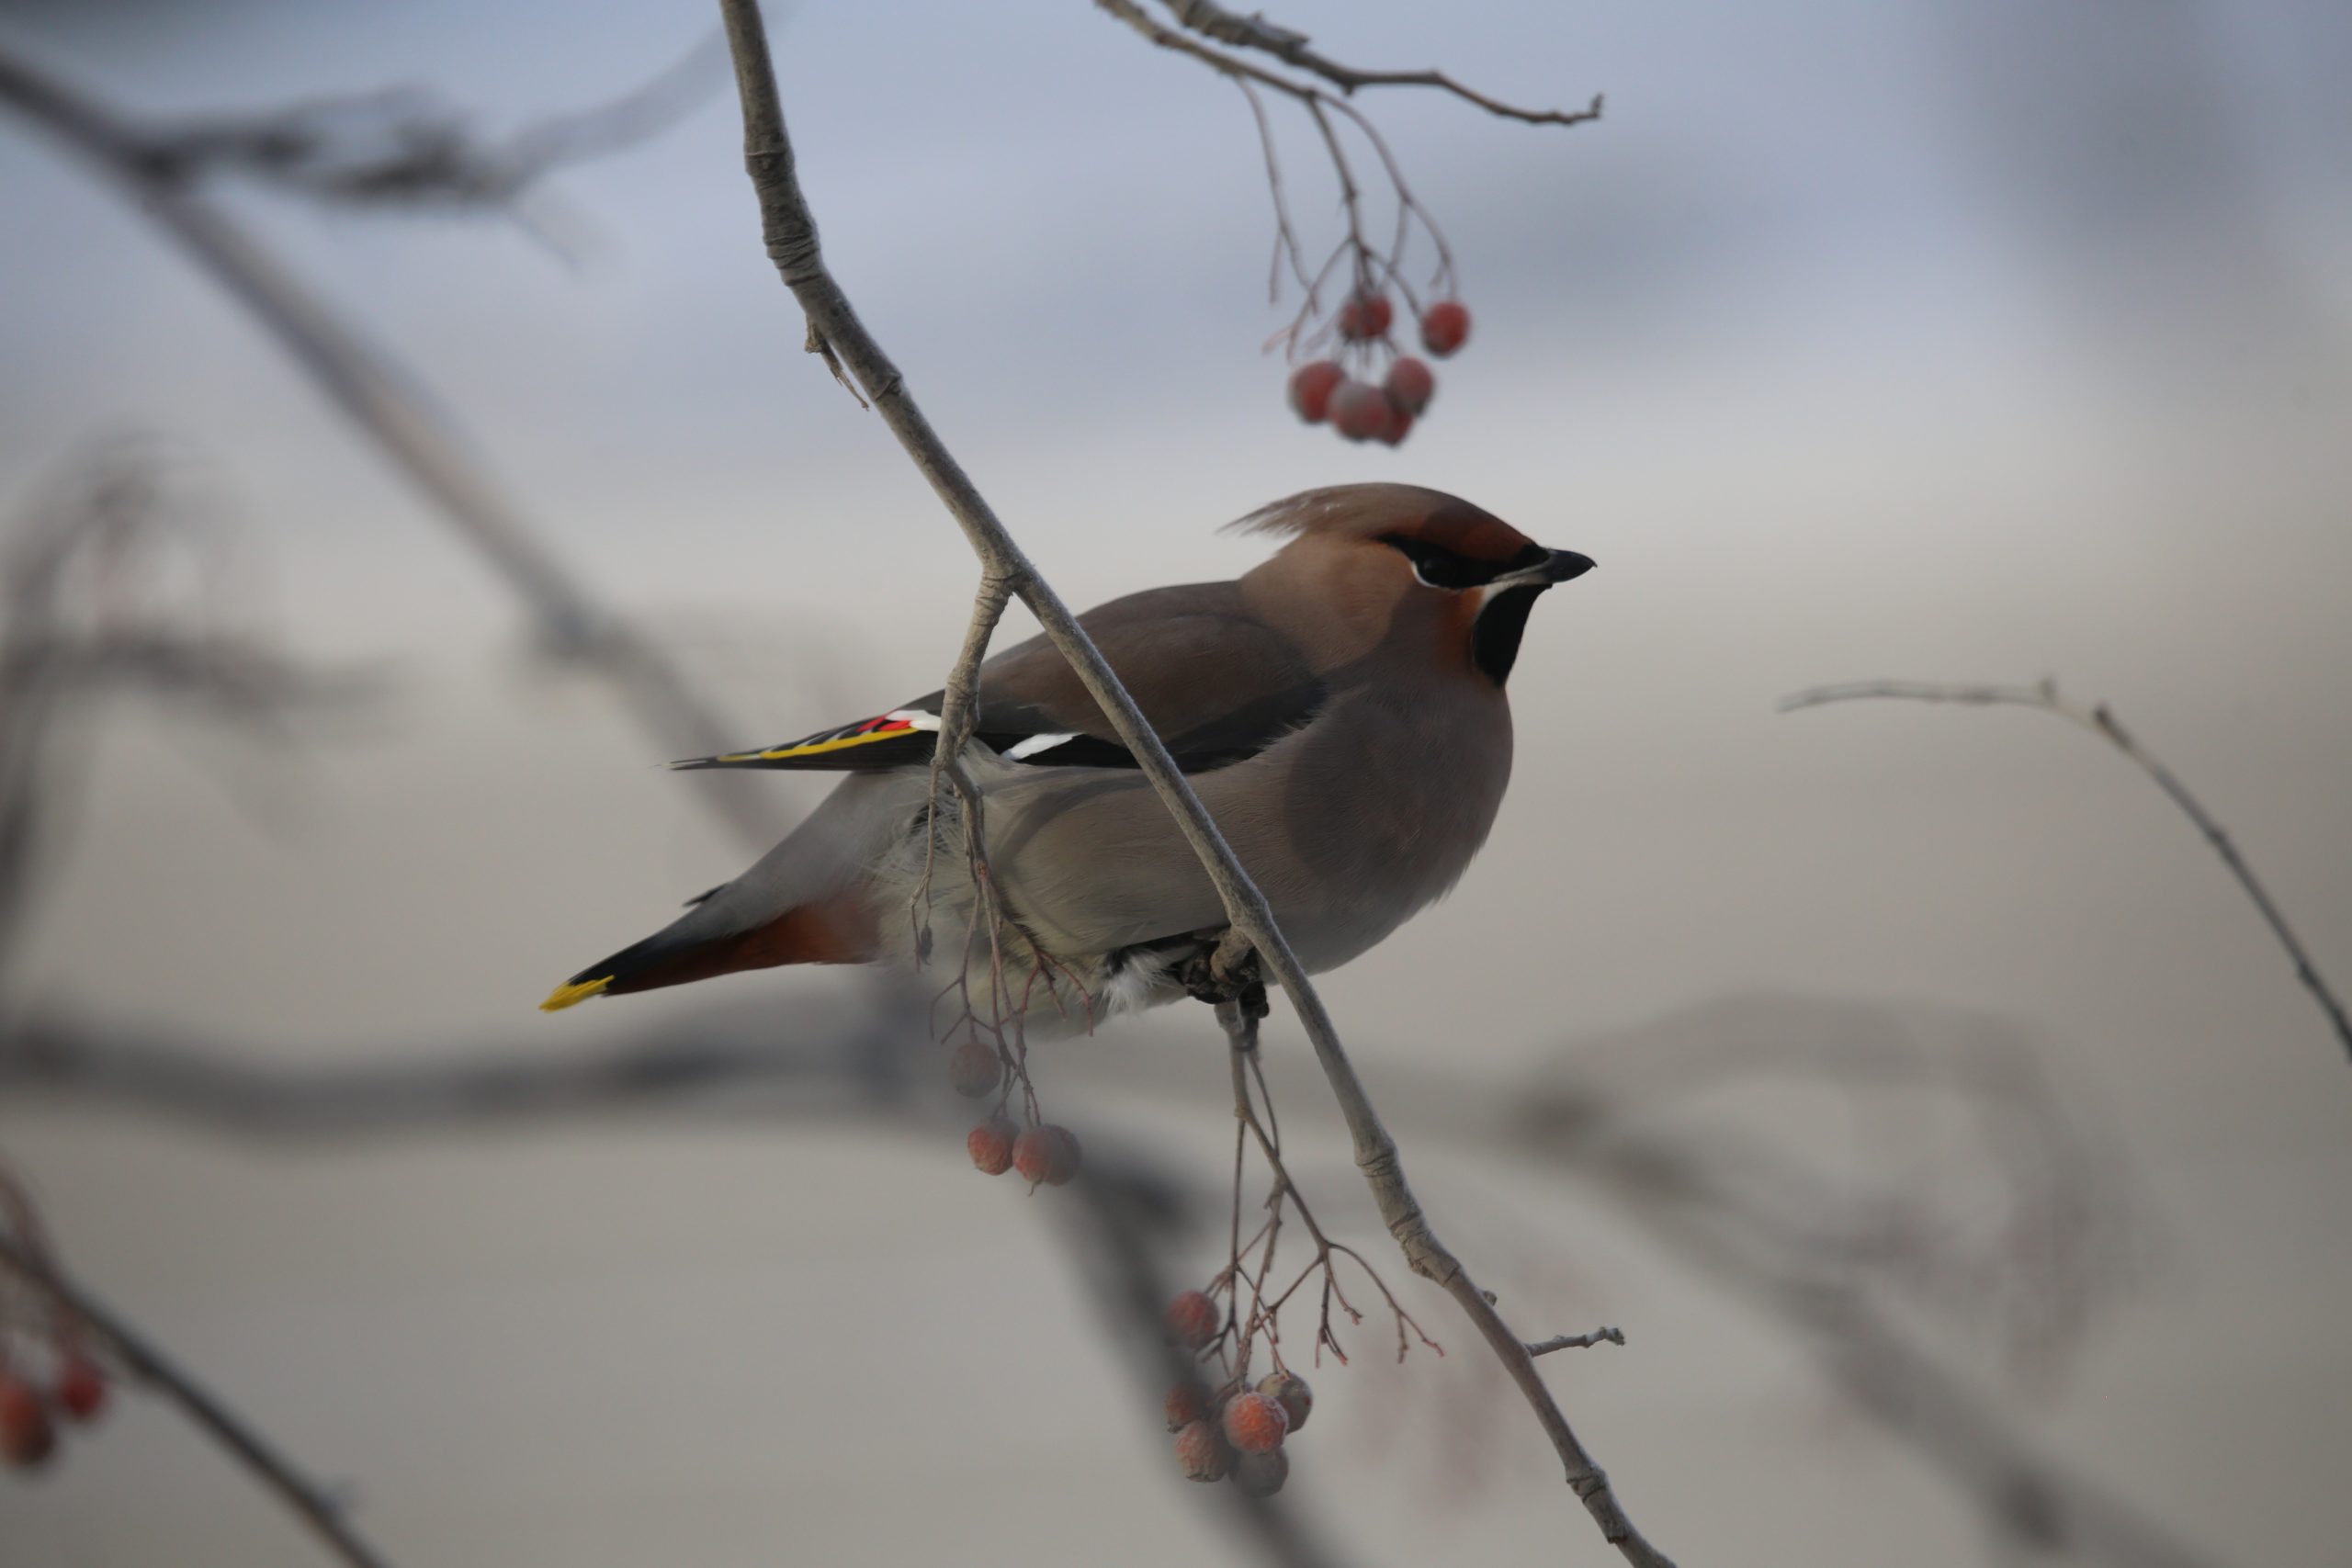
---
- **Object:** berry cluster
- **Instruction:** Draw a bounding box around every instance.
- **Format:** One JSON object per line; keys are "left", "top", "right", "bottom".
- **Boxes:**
{"left": 1, "top": 1351, "right": 107, "bottom": 1472}
{"left": 952, "top": 1040, "right": 1082, "bottom": 1189}
{"left": 1160, "top": 1289, "right": 1315, "bottom": 1496}
{"left": 1288, "top": 296, "right": 1472, "bottom": 447}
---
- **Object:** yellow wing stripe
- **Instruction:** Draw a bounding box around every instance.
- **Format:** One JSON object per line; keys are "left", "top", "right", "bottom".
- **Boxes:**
{"left": 713, "top": 728, "right": 915, "bottom": 764}
{"left": 540, "top": 976, "right": 612, "bottom": 1012}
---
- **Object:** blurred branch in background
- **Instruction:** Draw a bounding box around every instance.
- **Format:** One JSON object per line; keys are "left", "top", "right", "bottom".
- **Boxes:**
{"left": 1499, "top": 997, "right": 2208, "bottom": 1568}
{"left": 0, "top": 443, "right": 381, "bottom": 978}
{"left": 1781, "top": 678, "right": 2352, "bottom": 1066}
{"left": 0, "top": 988, "right": 2219, "bottom": 1566}
{"left": 0, "top": 1223, "right": 393, "bottom": 1568}
{"left": 0, "top": 38, "right": 776, "bottom": 848}
{"left": 715, "top": 3, "right": 1670, "bottom": 1559}
{"left": 121, "top": 35, "right": 725, "bottom": 255}
{"left": 0, "top": 997, "right": 1360, "bottom": 1568}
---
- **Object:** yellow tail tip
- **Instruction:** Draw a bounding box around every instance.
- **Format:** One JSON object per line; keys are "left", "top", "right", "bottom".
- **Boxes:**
{"left": 539, "top": 976, "right": 612, "bottom": 1012}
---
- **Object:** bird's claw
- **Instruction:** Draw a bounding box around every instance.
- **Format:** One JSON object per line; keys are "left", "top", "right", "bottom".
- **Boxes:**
{"left": 1182, "top": 936, "right": 1268, "bottom": 1020}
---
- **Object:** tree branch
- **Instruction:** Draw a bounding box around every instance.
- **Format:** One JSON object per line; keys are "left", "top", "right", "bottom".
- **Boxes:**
{"left": 0, "top": 1232, "right": 396, "bottom": 1568}
{"left": 0, "top": 43, "right": 772, "bottom": 848}
{"left": 2, "top": 993, "right": 2205, "bottom": 1565}
{"left": 713, "top": 5, "right": 1671, "bottom": 1560}
{"left": 1781, "top": 678, "right": 2351, "bottom": 1066}
{"left": 1150, "top": 0, "right": 1602, "bottom": 127}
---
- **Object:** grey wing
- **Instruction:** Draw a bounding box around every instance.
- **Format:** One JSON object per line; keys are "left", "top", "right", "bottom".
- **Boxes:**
{"left": 969, "top": 581, "right": 1327, "bottom": 771}
{"left": 666, "top": 581, "right": 1323, "bottom": 775}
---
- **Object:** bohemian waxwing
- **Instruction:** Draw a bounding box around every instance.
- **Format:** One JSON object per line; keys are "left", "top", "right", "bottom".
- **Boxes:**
{"left": 541, "top": 483, "right": 1593, "bottom": 1029}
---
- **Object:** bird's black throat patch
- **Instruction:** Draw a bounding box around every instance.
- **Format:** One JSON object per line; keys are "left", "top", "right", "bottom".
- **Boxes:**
{"left": 1473, "top": 586, "right": 1544, "bottom": 685}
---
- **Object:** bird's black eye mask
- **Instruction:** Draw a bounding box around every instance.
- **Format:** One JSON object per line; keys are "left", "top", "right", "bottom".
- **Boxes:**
{"left": 1377, "top": 534, "right": 1549, "bottom": 592}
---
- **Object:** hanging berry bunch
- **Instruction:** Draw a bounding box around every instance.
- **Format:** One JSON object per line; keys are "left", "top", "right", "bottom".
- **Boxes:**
{"left": 1, "top": 1169, "right": 114, "bottom": 1476}
{"left": 1091, "top": 6, "right": 1595, "bottom": 448}
{"left": 1250, "top": 90, "right": 1482, "bottom": 452}
{"left": 1160, "top": 1288, "right": 1323, "bottom": 1496}
{"left": 1287, "top": 291, "right": 1472, "bottom": 447}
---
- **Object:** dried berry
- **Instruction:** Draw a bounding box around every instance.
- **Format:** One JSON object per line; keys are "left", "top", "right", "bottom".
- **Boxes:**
{"left": 1222, "top": 1389, "right": 1290, "bottom": 1453}
{"left": 1165, "top": 1381, "right": 1210, "bottom": 1433}
{"left": 1287, "top": 360, "right": 1345, "bottom": 423}
{"left": 1377, "top": 400, "right": 1416, "bottom": 447}
{"left": 1175, "top": 1417, "right": 1234, "bottom": 1482}
{"left": 1420, "top": 299, "right": 1471, "bottom": 357}
{"left": 1165, "top": 1289, "right": 1220, "bottom": 1349}
{"left": 946, "top": 1040, "right": 1002, "bottom": 1099}
{"left": 1384, "top": 356, "right": 1435, "bottom": 414}
{"left": 1012, "top": 1123, "right": 1080, "bottom": 1186}
{"left": 1256, "top": 1370, "right": 1313, "bottom": 1433}
{"left": 51, "top": 1357, "right": 107, "bottom": 1424}
{"left": 1329, "top": 380, "right": 1391, "bottom": 443}
{"left": 0, "top": 1379, "right": 55, "bottom": 1470}
{"left": 1234, "top": 1446, "right": 1289, "bottom": 1497}
{"left": 967, "top": 1117, "right": 1017, "bottom": 1176}
{"left": 1340, "top": 292, "right": 1395, "bottom": 342}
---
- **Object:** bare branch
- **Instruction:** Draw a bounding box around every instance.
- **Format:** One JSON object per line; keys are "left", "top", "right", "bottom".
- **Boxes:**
{"left": 0, "top": 1010, "right": 1354, "bottom": 1568}
{"left": 1528, "top": 1111, "right": 2215, "bottom": 1568}
{"left": 0, "top": 1231, "right": 396, "bottom": 1568}
{"left": 1151, "top": 0, "right": 1603, "bottom": 127}
{"left": 0, "top": 991, "right": 2209, "bottom": 1565}
{"left": 1100, "top": 0, "right": 1485, "bottom": 399}
{"left": 1781, "top": 678, "right": 2352, "bottom": 1066}
{"left": 123, "top": 35, "right": 723, "bottom": 217}
{"left": 713, "top": 6, "right": 1671, "bottom": 1560}
{"left": 0, "top": 450, "right": 383, "bottom": 976}
{"left": 1527, "top": 1327, "right": 1626, "bottom": 1356}
{"left": 0, "top": 43, "right": 773, "bottom": 849}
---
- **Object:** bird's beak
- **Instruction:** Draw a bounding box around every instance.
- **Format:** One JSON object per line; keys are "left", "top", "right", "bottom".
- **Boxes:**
{"left": 1488, "top": 549, "right": 1596, "bottom": 592}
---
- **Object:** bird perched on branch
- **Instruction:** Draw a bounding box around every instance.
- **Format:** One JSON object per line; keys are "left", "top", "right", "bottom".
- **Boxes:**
{"left": 542, "top": 484, "right": 1592, "bottom": 1030}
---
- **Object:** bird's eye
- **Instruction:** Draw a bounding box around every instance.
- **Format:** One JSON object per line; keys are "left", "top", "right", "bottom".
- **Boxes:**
{"left": 1379, "top": 535, "right": 1487, "bottom": 591}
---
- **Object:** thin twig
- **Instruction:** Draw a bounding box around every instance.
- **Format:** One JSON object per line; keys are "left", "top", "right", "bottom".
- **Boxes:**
{"left": 713, "top": 6, "right": 1672, "bottom": 1560}
{"left": 0, "top": 44, "right": 772, "bottom": 848}
{"left": 1099, "top": 0, "right": 1487, "bottom": 376}
{"left": 1781, "top": 678, "right": 2352, "bottom": 1066}
{"left": 130, "top": 36, "right": 724, "bottom": 216}
{"left": 0, "top": 1232, "right": 396, "bottom": 1568}
{"left": 1528, "top": 1327, "right": 1626, "bottom": 1356}
{"left": 1215, "top": 996, "right": 1440, "bottom": 1370}
{"left": 1151, "top": 0, "right": 1603, "bottom": 127}
{"left": 1532, "top": 1114, "right": 2218, "bottom": 1568}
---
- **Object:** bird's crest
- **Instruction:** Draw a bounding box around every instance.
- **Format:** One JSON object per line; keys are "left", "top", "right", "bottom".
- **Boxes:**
{"left": 1226, "top": 484, "right": 1538, "bottom": 565}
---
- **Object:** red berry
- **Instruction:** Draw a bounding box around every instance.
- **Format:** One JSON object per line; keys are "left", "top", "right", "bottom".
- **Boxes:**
{"left": 1256, "top": 1370, "right": 1313, "bottom": 1433}
{"left": 1012, "top": 1123, "right": 1080, "bottom": 1186}
{"left": 1287, "top": 360, "right": 1345, "bottom": 423}
{"left": 1420, "top": 299, "right": 1471, "bottom": 357}
{"left": 967, "top": 1117, "right": 1017, "bottom": 1176}
{"left": 1340, "top": 292, "right": 1395, "bottom": 341}
{"left": 1222, "top": 1389, "right": 1290, "bottom": 1453}
{"left": 1164, "top": 1381, "right": 1210, "bottom": 1433}
{"left": 1376, "top": 400, "right": 1416, "bottom": 447}
{"left": 1329, "top": 379, "right": 1391, "bottom": 443}
{"left": 1164, "top": 1290, "right": 1220, "bottom": 1349}
{"left": 1384, "top": 356, "right": 1435, "bottom": 414}
{"left": 51, "top": 1357, "right": 107, "bottom": 1424}
{"left": 1234, "top": 1447, "right": 1290, "bottom": 1497}
{"left": 1174, "top": 1417, "right": 1233, "bottom": 1483}
{"left": 0, "top": 1379, "right": 55, "bottom": 1470}
{"left": 946, "top": 1040, "right": 1002, "bottom": 1099}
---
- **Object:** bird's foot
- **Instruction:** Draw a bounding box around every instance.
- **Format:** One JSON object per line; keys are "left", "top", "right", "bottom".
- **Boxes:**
{"left": 1182, "top": 931, "right": 1268, "bottom": 1021}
